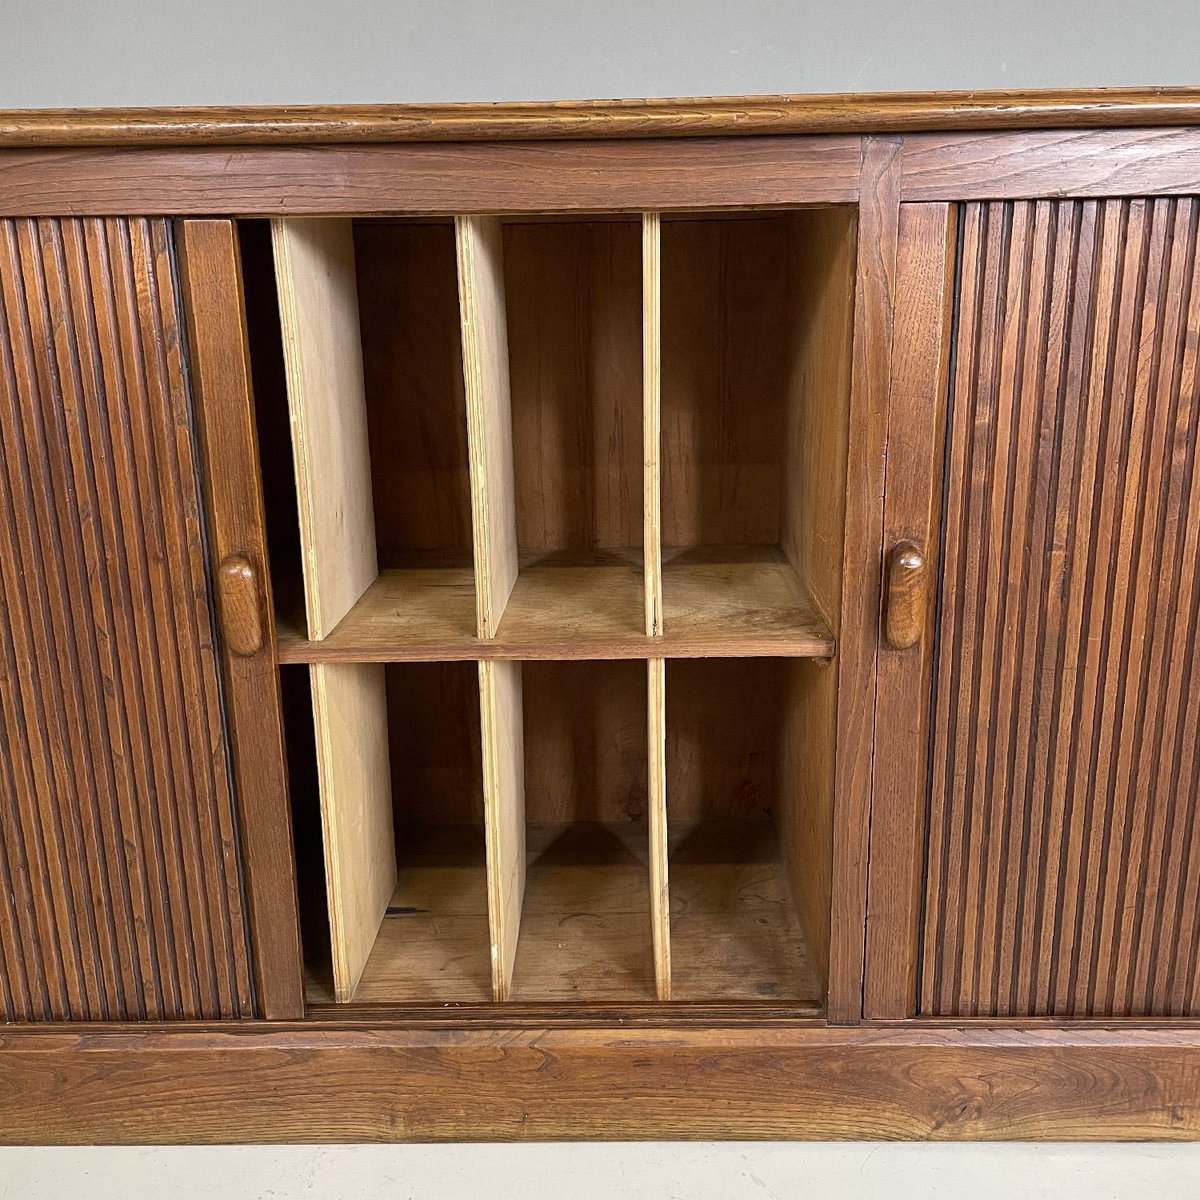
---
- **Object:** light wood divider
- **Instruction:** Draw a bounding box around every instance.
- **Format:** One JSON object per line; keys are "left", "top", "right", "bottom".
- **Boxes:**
{"left": 648, "top": 658, "right": 671, "bottom": 999}
{"left": 273, "top": 217, "right": 397, "bottom": 1001}
{"left": 643, "top": 212, "right": 663, "bottom": 638}
{"left": 479, "top": 659, "right": 526, "bottom": 1000}
{"left": 456, "top": 215, "right": 519, "bottom": 639}
{"left": 643, "top": 213, "right": 671, "bottom": 999}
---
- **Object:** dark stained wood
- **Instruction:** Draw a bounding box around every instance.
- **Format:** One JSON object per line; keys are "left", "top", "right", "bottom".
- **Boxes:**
{"left": 1, "top": 1021, "right": 1199, "bottom": 1143}
{"left": 900, "top": 128, "right": 1200, "bottom": 201}
{"left": 4, "top": 89, "right": 1200, "bottom": 148}
{"left": 176, "top": 219, "right": 306, "bottom": 1020}
{"left": 865, "top": 203, "right": 956, "bottom": 1020}
{"left": 824, "top": 136, "right": 903, "bottom": 1024}
{"left": 0, "top": 217, "right": 256, "bottom": 1021}
{"left": 917, "top": 198, "right": 1200, "bottom": 1018}
{"left": 0, "top": 138, "right": 861, "bottom": 218}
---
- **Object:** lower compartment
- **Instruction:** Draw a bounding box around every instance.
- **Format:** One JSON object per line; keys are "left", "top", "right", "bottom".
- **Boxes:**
{"left": 291, "top": 657, "right": 830, "bottom": 1014}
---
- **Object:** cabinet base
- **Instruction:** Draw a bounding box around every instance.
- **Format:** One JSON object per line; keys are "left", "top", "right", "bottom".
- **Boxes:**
{"left": 1, "top": 1020, "right": 1198, "bottom": 1142}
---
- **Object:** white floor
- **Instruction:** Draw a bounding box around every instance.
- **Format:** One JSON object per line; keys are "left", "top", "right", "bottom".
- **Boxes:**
{"left": 2, "top": 1143, "right": 1198, "bottom": 1199}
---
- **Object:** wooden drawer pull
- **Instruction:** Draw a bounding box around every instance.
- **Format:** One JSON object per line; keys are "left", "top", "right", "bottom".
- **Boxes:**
{"left": 884, "top": 540, "right": 927, "bottom": 650}
{"left": 217, "top": 553, "right": 264, "bottom": 657}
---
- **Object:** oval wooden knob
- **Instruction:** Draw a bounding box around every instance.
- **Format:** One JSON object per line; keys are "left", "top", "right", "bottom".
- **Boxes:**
{"left": 217, "top": 553, "right": 264, "bottom": 657}
{"left": 884, "top": 540, "right": 927, "bottom": 650}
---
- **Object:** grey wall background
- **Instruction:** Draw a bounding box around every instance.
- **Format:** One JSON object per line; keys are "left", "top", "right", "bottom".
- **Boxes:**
{"left": 2, "top": 0, "right": 1198, "bottom": 108}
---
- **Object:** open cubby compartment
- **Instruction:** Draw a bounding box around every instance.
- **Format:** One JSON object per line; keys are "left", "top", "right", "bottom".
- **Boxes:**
{"left": 270, "top": 216, "right": 476, "bottom": 659}
{"left": 498, "top": 659, "right": 665, "bottom": 1001}
{"left": 296, "top": 662, "right": 491, "bottom": 1005}
{"left": 456, "top": 213, "right": 650, "bottom": 653}
{"left": 661, "top": 658, "right": 831, "bottom": 1009}
{"left": 653, "top": 207, "right": 856, "bottom": 658}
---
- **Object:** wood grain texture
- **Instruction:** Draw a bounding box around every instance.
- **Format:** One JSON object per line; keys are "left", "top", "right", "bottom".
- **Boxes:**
{"left": 0, "top": 217, "right": 255, "bottom": 1021}
{"left": 921, "top": 198, "right": 1200, "bottom": 1018}
{"left": 311, "top": 663, "right": 396, "bottom": 1002}
{"left": 864, "top": 202, "right": 956, "bottom": 1020}
{"left": 353, "top": 220, "right": 472, "bottom": 566}
{"left": 643, "top": 213, "right": 663, "bottom": 637}
{"left": 504, "top": 219, "right": 643, "bottom": 555}
{"left": 271, "top": 217, "right": 376, "bottom": 639}
{"left": 275, "top": 551, "right": 833, "bottom": 662}
{"left": 5, "top": 89, "right": 1200, "bottom": 147}
{"left": 899, "top": 128, "right": 1200, "bottom": 201}
{"left": 479, "top": 659, "right": 526, "bottom": 1000}
{"left": 824, "top": 136, "right": 903, "bottom": 1023}
{"left": 458, "top": 216, "right": 518, "bottom": 638}
{"left": 4, "top": 1022, "right": 1198, "bottom": 1143}
{"left": 0, "top": 138, "right": 861, "bottom": 218}
{"left": 647, "top": 660, "right": 670, "bottom": 999}
{"left": 176, "top": 219, "right": 305, "bottom": 1020}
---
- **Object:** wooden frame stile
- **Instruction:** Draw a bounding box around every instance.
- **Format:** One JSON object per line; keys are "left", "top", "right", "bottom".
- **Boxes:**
{"left": 863, "top": 203, "right": 957, "bottom": 1019}
{"left": 456, "top": 214, "right": 526, "bottom": 1001}
{"left": 823, "top": 135, "right": 904, "bottom": 1024}
{"left": 176, "top": 219, "right": 305, "bottom": 1019}
{"left": 643, "top": 210, "right": 671, "bottom": 1000}
{"left": 271, "top": 217, "right": 396, "bottom": 1003}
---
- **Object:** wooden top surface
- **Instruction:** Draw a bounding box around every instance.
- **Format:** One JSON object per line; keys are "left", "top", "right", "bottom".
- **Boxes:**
{"left": 3, "top": 88, "right": 1200, "bottom": 147}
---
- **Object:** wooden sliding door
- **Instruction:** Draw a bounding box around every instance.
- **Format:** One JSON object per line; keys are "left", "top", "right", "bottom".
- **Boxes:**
{"left": 0, "top": 216, "right": 301, "bottom": 1021}
{"left": 868, "top": 197, "right": 1200, "bottom": 1019}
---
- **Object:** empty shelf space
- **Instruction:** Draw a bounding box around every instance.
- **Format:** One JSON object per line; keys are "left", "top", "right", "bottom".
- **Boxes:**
{"left": 668, "top": 822, "right": 822, "bottom": 1006}
{"left": 310, "top": 827, "right": 491, "bottom": 1005}
{"left": 660, "top": 546, "right": 833, "bottom": 656}
{"left": 277, "top": 566, "right": 477, "bottom": 662}
{"left": 510, "top": 823, "right": 657, "bottom": 1001}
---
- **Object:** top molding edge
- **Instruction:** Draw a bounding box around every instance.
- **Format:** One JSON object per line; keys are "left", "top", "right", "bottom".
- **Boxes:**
{"left": 2, "top": 87, "right": 1200, "bottom": 147}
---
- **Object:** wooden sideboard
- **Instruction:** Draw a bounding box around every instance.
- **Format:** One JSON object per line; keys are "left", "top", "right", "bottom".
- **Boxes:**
{"left": 2, "top": 89, "right": 1200, "bottom": 1142}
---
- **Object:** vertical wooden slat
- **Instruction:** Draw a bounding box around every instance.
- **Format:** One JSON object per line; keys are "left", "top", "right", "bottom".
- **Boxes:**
{"left": 827, "top": 135, "right": 903, "bottom": 1024}
{"left": 176, "top": 218, "right": 305, "bottom": 1019}
{"left": 864, "top": 201, "right": 955, "bottom": 1019}
{"left": 0, "top": 217, "right": 256, "bottom": 1021}
{"left": 642, "top": 212, "right": 663, "bottom": 637}
{"left": 647, "top": 657, "right": 670, "bottom": 1000}
{"left": 915, "top": 197, "right": 1200, "bottom": 1017}
{"left": 457, "top": 215, "right": 518, "bottom": 639}
{"left": 479, "top": 659, "right": 526, "bottom": 1001}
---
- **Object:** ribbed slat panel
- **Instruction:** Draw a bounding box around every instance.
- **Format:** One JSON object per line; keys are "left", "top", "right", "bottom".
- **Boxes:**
{"left": 922, "top": 198, "right": 1200, "bottom": 1018}
{"left": 0, "top": 217, "right": 254, "bottom": 1022}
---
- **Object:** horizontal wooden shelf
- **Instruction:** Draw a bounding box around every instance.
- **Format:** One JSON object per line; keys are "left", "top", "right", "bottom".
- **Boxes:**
{"left": 276, "top": 547, "right": 834, "bottom": 663}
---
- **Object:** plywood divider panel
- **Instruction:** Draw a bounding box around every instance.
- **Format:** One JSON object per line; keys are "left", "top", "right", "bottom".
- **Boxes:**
{"left": 647, "top": 658, "right": 671, "bottom": 999}
{"left": 643, "top": 212, "right": 663, "bottom": 636}
{"left": 271, "top": 217, "right": 378, "bottom": 638}
{"left": 311, "top": 663, "right": 397, "bottom": 1002}
{"left": 457, "top": 216, "right": 518, "bottom": 639}
{"left": 479, "top": 659, "right": 526, "bottom": 1000}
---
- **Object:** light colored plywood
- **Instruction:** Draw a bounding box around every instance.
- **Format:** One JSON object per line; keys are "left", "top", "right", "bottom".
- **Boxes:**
{"left": 311, "top": 662, "right": 397, "bottom": 1002}
{"left": 511, "top": 823, "right": 656, "bottom": 1001}
{"left": 643, "top": 212, "right": 663, "bottom": 636}
{"left": 277, "top": 549, "right": 833, "bottom": 662}
{"left": 479, "top": 659, "right": 526, "bottom": 1000}
{"left": 647, "top": 659, "right": 671, "bottom": 999}
{"left": 669, "top": 821, "right": 822, "bottom": 1006}
{"left": 271, "top": 216, "right": 377, "bottom": 639}
{"left": 457, "top": 215, "right": 518, "bottom": 638}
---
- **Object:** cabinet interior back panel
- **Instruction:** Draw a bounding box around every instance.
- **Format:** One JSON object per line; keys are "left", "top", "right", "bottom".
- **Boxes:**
{"left": 921, "top": 197, "right": 1200, "bottom": 1018}
{"left": 0, "top": 216, "right": 255, "bottom": 1021}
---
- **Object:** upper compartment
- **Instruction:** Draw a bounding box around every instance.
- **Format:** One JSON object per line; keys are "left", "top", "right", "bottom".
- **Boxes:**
{"left": 656, "top": 208, "right": 857, "bottom": 654}
{"left": 266, "top": 207, "right": 854, "bottom": 665}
